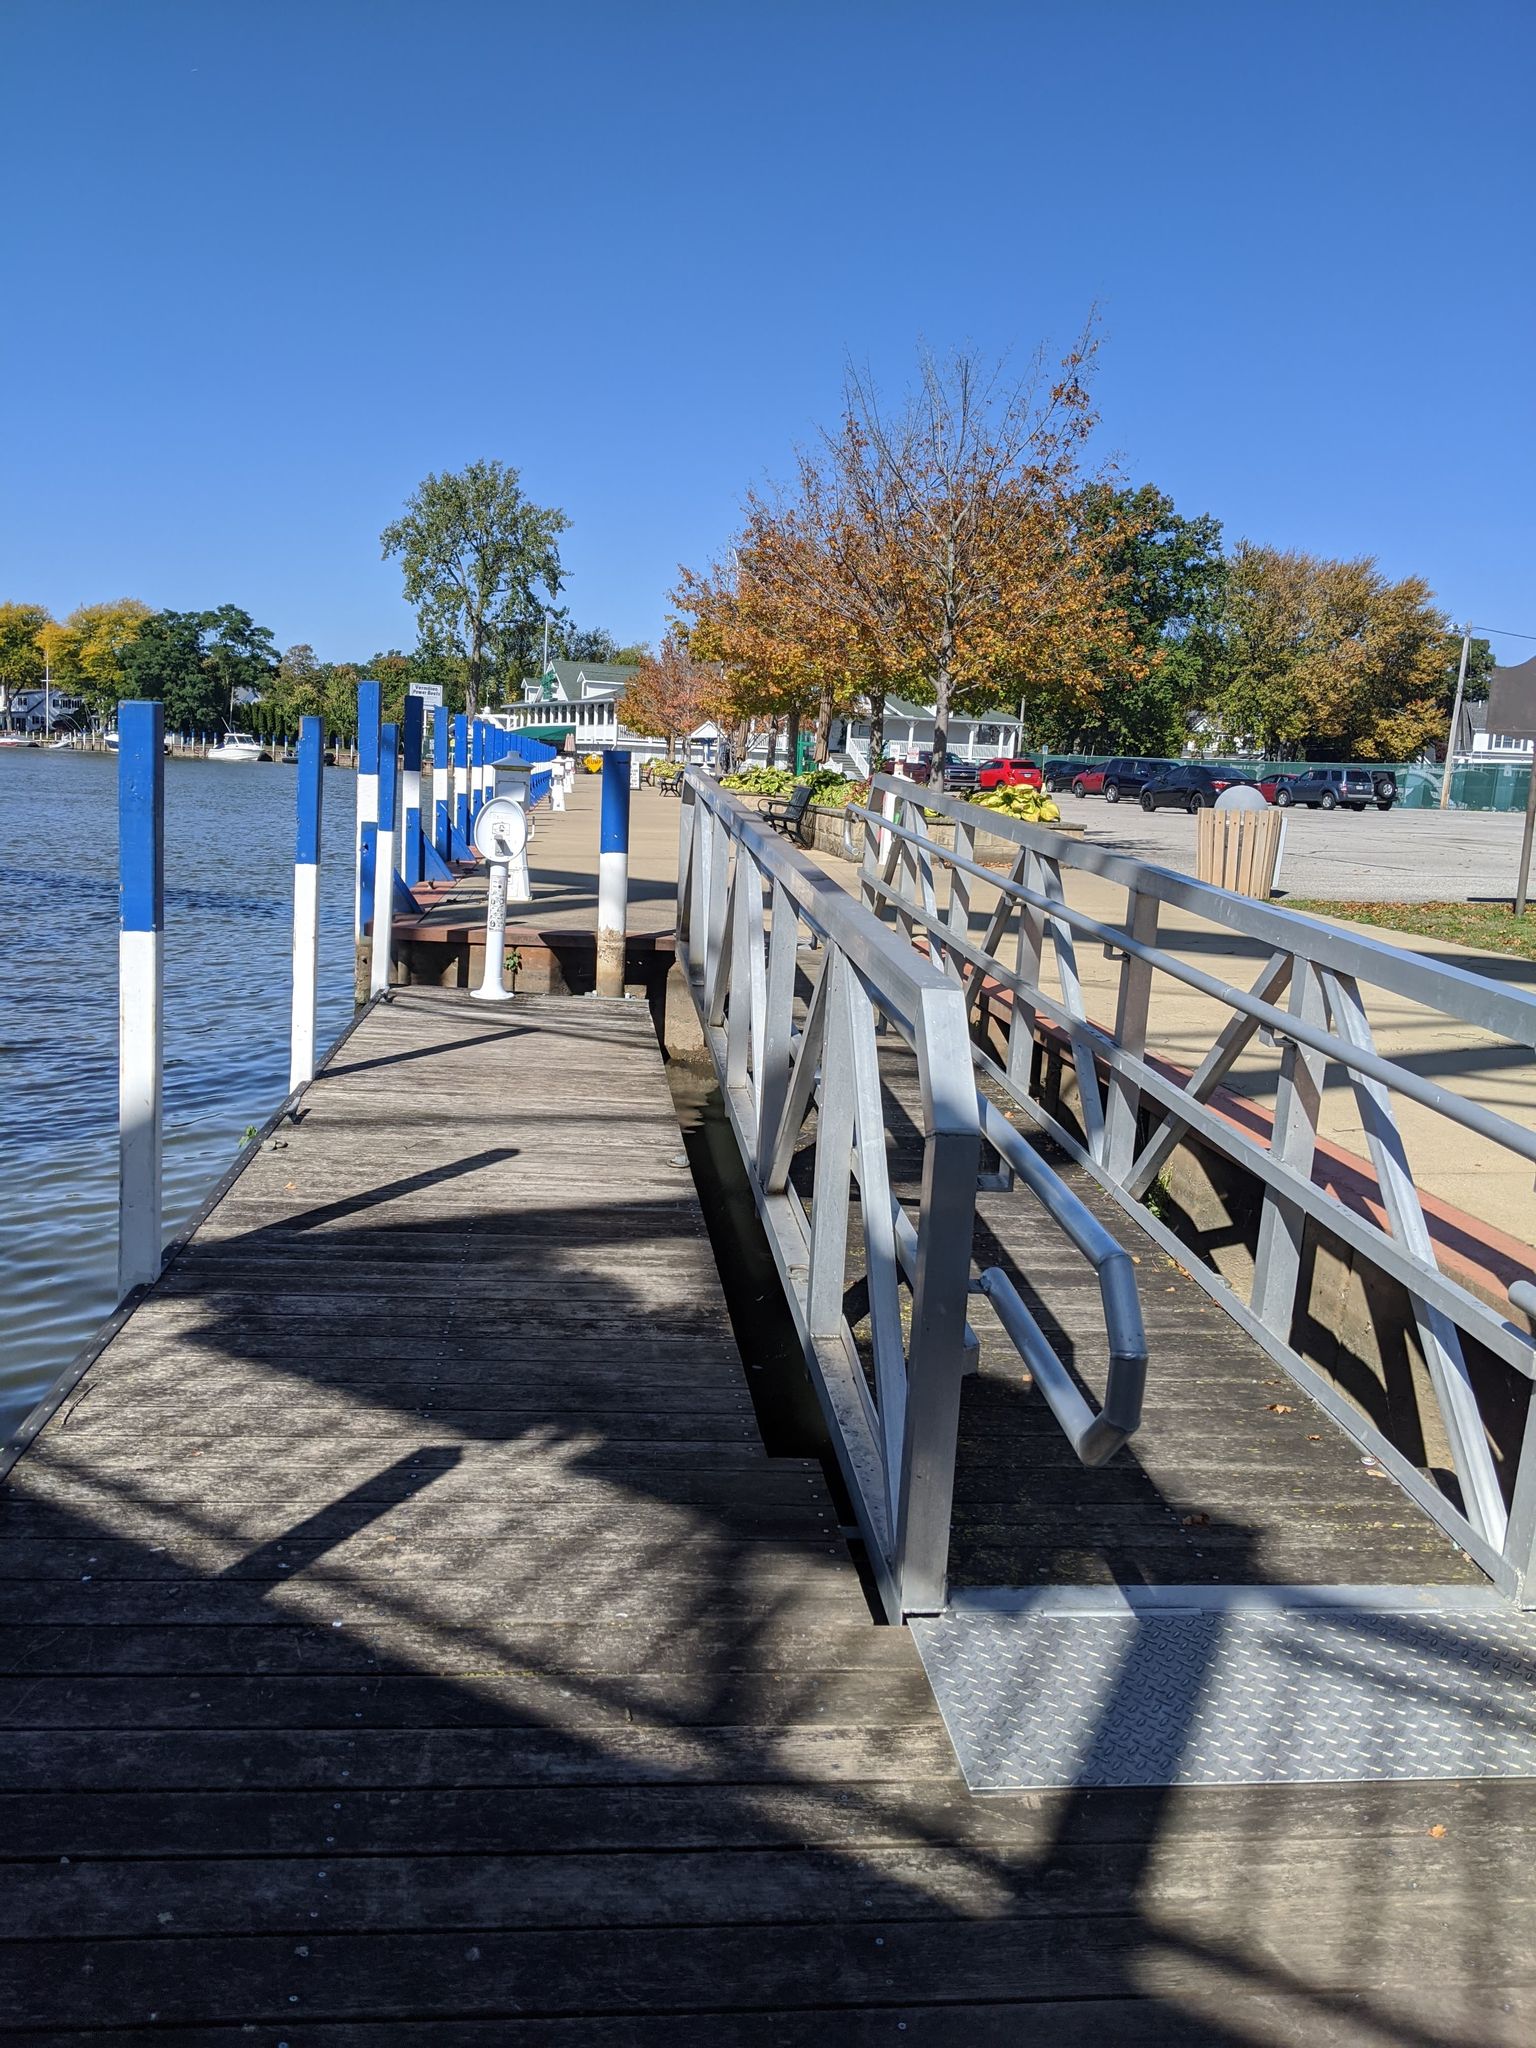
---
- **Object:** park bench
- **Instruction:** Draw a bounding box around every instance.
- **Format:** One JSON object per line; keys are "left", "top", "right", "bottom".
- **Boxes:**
{"left": 759, "top": 783, "right": 813, "bottom": 840}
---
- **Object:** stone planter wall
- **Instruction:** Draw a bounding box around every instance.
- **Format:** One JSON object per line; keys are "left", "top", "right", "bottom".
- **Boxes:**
{"left": 802, "top": 804, "right": 1083, "bottom": 867}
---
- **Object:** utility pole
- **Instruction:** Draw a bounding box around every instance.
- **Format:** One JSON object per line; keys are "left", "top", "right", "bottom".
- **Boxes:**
{"left": 1439, "top": 624, "right": 1472, "bottom": 810}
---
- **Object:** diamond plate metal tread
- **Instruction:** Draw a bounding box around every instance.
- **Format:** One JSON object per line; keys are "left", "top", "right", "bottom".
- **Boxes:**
{"left": 911, "top": 1591, "right": 1536, "bottom": 1789}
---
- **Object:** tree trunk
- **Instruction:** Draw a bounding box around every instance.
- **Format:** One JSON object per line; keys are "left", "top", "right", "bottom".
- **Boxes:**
{"left": 467, "top": 628, "right": 482, "bottom": 720}
{"left": 813, "top": 680, "right": 836, "bottom": 765}
{"left": 785, "top": 705, "right": 801, "bottom": 774}
{"left": 866, "top": 686, "right": 886, "bottom": 780}
{"left": 930, "top": 669, "right": 951, "bottom": 791}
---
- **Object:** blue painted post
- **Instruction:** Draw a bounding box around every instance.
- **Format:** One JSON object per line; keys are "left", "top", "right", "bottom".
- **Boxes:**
{"left": 453, "top": 713, "right": 471, "bottom": 852}
{"left": 355, "top": 679, "right": 382, "bottom": 938}
{"left": 597, "top": 748, "right": 631, "bottom": 997}
{"left": 370, "top": 723, "right": 398, "bottom": 996}
{"left": 289, "top": 716, "right": 325, "bottom": 1091}
{"left": 401, "top": 693, "right": 424, "bottom": 884}
{"left": 118, "top": 699, "right": 164, "bottom": 1294}
{"left": 433, "top": 708, "right": 450, "bottom": 860}
{"left": 470, "top": 720, "right": 486, "bottom": 827}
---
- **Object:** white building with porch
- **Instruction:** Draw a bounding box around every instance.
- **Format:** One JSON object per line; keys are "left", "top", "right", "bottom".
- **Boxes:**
{"left": 493, "top": 667, "right": 1023, "bottom": 776}
{"left": 826, "top": 695, "right": 1023, "bottom": 776}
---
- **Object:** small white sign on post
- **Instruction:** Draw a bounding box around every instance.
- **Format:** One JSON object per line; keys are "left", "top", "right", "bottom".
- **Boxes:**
{"left": 409, "top": 682, "right": 445, "bottom": 710}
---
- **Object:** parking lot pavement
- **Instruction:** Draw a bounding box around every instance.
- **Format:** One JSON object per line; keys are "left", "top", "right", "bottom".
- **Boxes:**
{"left": 1062, "top": 795, "right": 1534, "bottom": 902}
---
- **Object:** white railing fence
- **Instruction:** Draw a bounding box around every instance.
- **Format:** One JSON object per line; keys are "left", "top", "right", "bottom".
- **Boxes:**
{"left": 677, "top": 772, "right": 1149, "bottom": 1617}
{"left": 847, "top": 773, "right": 1536, "bottom": 1605}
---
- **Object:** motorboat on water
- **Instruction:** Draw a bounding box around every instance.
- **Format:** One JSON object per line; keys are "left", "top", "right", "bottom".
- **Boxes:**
{"left": 207, "top": 730, "right": 265, "bottom": 763}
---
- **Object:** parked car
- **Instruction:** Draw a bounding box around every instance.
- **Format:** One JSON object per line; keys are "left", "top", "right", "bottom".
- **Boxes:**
{"left": 1255, "top": 771, "right": 1293, "bottom": 803}
{"left": 1042, "top": 756, "right": 1090, "bottom": 792}
{"left": 1274, "top": 766, "right": 1385, "bottom": 812}
{"left": 1139, "top": 764, "right": 1259, "bottom": 814}
{"left": 880, "top": 749, "right": 979, "bottom": 790}
{"left": 976, "top": 756, "right": 1044, "bottom": 791}
{"left": 1071, "top": 756, "right": 1171, "bottom": 803}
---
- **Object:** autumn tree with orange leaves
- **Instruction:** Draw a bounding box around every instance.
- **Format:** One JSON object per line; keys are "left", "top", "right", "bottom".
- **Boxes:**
{"left": 678, "top": 328, "right": 1140, "bottom": 787}
{"left": 622, "top": 631, "right": 728, "bottom": 759}
{"left": 831, "top": 334, "right": 1142, "bottom": 786}
{"left": 677, "top": 499, "right": 871, "bottom": 769}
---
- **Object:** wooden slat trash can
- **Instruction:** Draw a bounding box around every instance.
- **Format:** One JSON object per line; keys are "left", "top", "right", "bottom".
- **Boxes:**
{"left": 1197, "top": 804, "right": 1284, "bottom": 897}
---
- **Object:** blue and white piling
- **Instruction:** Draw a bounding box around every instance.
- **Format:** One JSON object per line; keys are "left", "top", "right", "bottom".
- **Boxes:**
{"left": 433, "top": 709, "right": 451, "bottom": 861}
{"left": 370, "top": 722, "right": 398, "bottom": 997}
{"left": 117, "top": 700, "right": 164, "bottom": 1294}
{"left": 453, "top": 714, "right": 470, "bottom": 853}
{"left": 354, "top": 679, "right": 381, "bottom": 938}
{"left": 401, "top": 694, "right": 424, "bottom": 885}
{"left": 289, "top": 715, "right": 325, "bottom": 1091}
{"left": 597, "top": 748, "right": 631, "bottom": 998}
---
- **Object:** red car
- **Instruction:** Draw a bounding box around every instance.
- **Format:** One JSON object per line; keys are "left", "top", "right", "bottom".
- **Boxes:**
{"left": 976, "top": 756, "right": 1044, "bottom": 791}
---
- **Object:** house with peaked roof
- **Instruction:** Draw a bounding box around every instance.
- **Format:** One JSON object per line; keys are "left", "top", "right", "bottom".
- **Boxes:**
{"left": 490, "top": 660, "right": 728, "bottom": 765}
{"left": 491, "top": 662, "right": 1024, "bottom": 773}
{"left": 490, "top": 660, "right": 641, "bottom": 750}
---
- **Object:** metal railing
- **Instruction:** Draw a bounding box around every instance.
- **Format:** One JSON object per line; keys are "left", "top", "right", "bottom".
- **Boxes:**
{"left": 848, "top": 773, "right": 1536, "bottom": 1604}
{"left": 676, "top": 772, "right": 1148, "bottom": 1617}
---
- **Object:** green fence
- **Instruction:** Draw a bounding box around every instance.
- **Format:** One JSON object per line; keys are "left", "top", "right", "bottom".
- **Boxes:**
{"left": 1044, "top": 753, "right": 1533, "bottom": 813}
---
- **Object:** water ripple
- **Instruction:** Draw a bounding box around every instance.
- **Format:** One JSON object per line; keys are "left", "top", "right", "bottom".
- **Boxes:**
{"left": 0, "top": 752, "right": 361, "bottom": 1436}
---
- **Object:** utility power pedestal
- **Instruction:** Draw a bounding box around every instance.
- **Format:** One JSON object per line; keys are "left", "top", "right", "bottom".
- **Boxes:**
{"left": 471, "top": 795, "right": 531, "bottom": 1003}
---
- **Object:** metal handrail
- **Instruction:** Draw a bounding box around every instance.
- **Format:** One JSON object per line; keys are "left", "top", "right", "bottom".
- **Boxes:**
{"left": 697, "top": 774, "right": 1150, "bottom": 1469}
{"left": 853, "top": 771, "right": 1536, "bottom": 1604}
{"left": 896, "top": 777, "right": 1536, "bottom": 1047}
{"left": 975, "top": 1097, "right": 1147, "bottom": 1465}
{"left": 676, "top": 771, "right": 1152, "bottom": 1614}
{"left": 845, "top": 795, "right": 1536, "bottom": 1164}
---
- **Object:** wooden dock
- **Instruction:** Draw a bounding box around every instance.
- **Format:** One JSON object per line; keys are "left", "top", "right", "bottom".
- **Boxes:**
{"left": 3, "top": 988, "right": 1534, "bottom": 2040}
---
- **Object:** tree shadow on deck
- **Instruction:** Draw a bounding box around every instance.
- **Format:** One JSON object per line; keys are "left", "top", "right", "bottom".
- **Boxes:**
{"left": 0, "top": 1058, "right": 1531, "bottom": 2038}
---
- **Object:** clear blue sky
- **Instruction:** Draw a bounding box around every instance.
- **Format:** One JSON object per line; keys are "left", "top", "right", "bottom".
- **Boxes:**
{"left": 3, "top": 0, "right": 1532, "bottom": 663}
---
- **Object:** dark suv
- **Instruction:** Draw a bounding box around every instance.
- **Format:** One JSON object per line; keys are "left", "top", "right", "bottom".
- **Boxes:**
{"left": 1072, "top": 756, "right": 1169, "bottom": 803}
{"left": 1276, "top": 767, "right": 1390, "bottom": 812}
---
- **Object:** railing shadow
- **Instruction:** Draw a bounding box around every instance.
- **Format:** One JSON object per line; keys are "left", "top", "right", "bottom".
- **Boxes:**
{"left": 0, "top": 1013, "right": 1530, "bottom": 2035}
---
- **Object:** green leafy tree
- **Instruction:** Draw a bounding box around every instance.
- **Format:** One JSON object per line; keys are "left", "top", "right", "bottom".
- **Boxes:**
{"left": 1055, "top": 483, "right": 1226, "bottom": 753}
{"left": 121, "top": 607, "right": 277, "bottom": 732}
{"left": 1205, "top": 544, "right": 1468, "bottom": 760}
{"left": 200, "top": 606, "right": 278, "bottom": 721}
{"left": 122, "top": 612, "right": 212, "bottom": 728}
{"left": 381, "top": 461, "right": 569, "bottom": 715}
{"left": 0, "top": 602, "right": 51, "bottom": 721}
{"left": 557, "top": 624, "right": 650, "bottom": 667}
{"left": 272, "top": 644, "right": 327, "bottom": 722}
{"left": 36, "top": 600, "right": 154, "bottom": 721}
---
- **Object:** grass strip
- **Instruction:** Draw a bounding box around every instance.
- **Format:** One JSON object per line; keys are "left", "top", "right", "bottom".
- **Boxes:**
{"left": 1285, "top": 898, "right": 1536, "bottom": 962}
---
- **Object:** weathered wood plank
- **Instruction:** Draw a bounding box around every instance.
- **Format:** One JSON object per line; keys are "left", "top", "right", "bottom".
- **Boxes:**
{"left": 2, "top": 984, "right": 1521, "bottom": 2039}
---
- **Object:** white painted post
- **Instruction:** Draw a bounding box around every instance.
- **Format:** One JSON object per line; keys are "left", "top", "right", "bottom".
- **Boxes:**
{"left": 117, "top": 699, "right": 164, "bottom": 1295}
{"left": 289, "top": 715, "right": 325, "bottom": 1091}
{"left": 370, "top": 721, "right": 398, "bottom": 997}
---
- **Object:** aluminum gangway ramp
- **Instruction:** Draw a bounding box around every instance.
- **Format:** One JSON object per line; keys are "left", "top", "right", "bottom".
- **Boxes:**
{"left": 909, "top": 1131, "right": 1536, "bottom": 1790}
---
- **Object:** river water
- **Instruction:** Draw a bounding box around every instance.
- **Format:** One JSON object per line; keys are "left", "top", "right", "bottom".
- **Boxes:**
{"left": 0, "top": 750, "right": 360, "bottom": 1440}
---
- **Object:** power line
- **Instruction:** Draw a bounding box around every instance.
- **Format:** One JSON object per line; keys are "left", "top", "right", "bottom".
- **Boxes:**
{"left": 1472, "top": 625, "right": 1536, "bottom": 643}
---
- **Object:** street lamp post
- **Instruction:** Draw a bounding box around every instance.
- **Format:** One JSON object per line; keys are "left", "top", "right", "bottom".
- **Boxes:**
{"left": 1439, "top": 624, "right": 1473, "bottom": 811}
